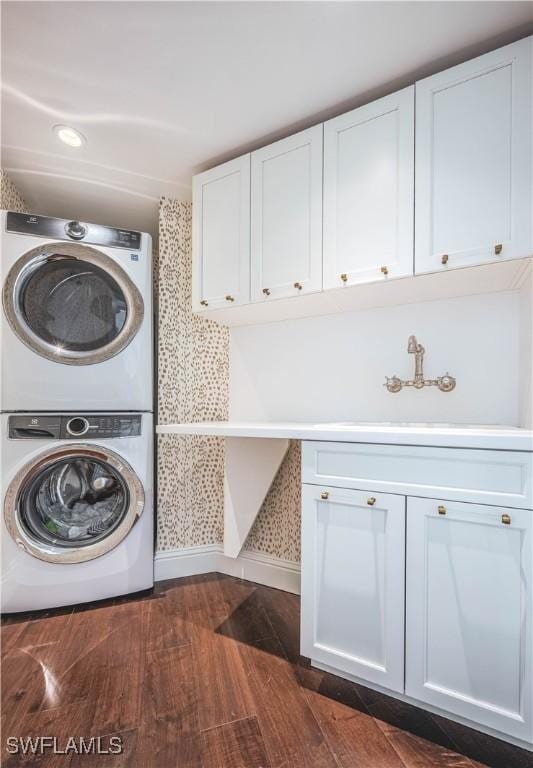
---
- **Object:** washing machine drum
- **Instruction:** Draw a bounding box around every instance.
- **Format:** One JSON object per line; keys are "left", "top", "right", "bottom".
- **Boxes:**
{"left": 4, "top": 445, "right": 145, "bottom": 563}
{"left": 3, "top": 242, "right": 144, "bottom": 365}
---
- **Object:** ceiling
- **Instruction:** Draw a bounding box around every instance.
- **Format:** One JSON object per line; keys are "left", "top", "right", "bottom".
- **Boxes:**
{"left": 2, "top": 2, "right": 532, "bottom": 238}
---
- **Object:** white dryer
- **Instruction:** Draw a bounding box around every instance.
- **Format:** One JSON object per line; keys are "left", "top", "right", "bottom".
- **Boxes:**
{"left": 0, "top": 211, "right": 152, "bottom": 411}
{"left": 1, "top": 411, "right": 153, "bottom": 612}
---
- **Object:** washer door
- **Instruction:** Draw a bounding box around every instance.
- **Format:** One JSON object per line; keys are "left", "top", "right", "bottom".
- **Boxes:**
{"left": 4, "top": 445, "right": 145, "bottom": 563}
{"left": 2, "top": 242, "right": 144, "bottom": 365}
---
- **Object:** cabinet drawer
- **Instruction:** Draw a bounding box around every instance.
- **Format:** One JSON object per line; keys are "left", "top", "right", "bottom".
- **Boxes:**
{"left": 302, "top": 441, "right": 533, "bottom": 509}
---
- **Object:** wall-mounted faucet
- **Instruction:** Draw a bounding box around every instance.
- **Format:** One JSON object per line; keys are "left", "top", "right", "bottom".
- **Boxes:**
{"left": 385, "top": 336, "right": 456, "bottom": 393}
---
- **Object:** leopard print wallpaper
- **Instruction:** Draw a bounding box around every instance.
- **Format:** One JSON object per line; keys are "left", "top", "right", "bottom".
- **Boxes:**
{"left": 156, "top": 197, "right": 301, "bottom": 562}
{"left": 156, "top": 198, "right": 228, "bottom": 550}
{"left": 0, "top": 170, "right": 26, "bottom": 212}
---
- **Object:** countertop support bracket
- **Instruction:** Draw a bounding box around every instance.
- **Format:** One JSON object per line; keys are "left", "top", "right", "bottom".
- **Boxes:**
{"left": 224, "top": 437, "right": 290, "bottom": 558}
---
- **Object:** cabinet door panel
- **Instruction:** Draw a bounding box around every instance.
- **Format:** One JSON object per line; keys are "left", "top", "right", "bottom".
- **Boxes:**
{"left": 301, "top": 485, "right": 405, "bottom": 692}
{"left": 192, "top": 155, "right": 250, "bottom": 310}
{"left": 251, "top": 126, "right": 323, "bottom": 301}
{"left": 415, "top": 37, "right": 532, "bottom": 273}
{"left": 323, "top": 86, "right": 414, "bottom": 288}
{"left": 406, "top": 497, "right": 532, "bottom": 741}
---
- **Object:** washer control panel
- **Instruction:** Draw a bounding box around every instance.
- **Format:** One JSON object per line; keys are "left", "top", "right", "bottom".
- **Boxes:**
{"left": 9, "top": 414, "right": 142, "bottom": 440}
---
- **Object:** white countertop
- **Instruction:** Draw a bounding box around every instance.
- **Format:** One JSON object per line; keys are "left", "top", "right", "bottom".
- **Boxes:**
{"left": 156, "top": 421, "right": 533, "bottom": 451}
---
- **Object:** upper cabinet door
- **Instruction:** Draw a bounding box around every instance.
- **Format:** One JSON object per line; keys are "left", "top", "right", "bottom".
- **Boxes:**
{"left": 323, "top": 87, "right": 415, "bottom": 290}
{"left": 251, "top": 126, "right": 323, "bottom": 302}
{"left": 415, "top": 37, "right": 532, "bottom": 273}
{"left": 192, "top": 155, "right": 250, "bottom": 311}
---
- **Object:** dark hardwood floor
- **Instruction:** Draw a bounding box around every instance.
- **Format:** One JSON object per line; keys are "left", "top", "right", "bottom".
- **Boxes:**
{"left": 2, "top": 574, "right": 532, "bottom": 768}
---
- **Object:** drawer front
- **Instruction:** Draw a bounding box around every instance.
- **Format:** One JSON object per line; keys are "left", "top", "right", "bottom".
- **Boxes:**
{"left": 302, "top": 441, "right": 533, "bottom": 510}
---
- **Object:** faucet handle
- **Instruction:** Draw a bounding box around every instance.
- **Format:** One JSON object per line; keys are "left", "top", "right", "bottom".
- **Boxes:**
{"left": 384, "top": 376, "right": 403, "bottom": 393}
{"left": 437, "top": 374, "right": 456, "bottom": 392}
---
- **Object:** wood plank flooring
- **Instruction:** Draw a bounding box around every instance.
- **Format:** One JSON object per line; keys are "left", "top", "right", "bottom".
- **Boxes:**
{"left": 2, "top": 573, "right": 532, "bottom": 768}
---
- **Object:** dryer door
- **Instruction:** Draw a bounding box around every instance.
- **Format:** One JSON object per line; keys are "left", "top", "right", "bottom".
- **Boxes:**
{"left": 2, "top": 242, "right": 144, "bottom": 365}
{"left": 4, "top": 444, "right": 145, "bottom": 563}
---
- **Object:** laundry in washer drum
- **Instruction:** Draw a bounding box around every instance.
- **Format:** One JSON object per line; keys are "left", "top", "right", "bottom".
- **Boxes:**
{"left": 18, "top": 457, "right": 130, "bottom": 547}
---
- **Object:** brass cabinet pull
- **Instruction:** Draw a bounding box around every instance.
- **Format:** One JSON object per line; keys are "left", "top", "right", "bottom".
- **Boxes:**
{"left": 502, "top": 513, "right": 511, "bottom": 525}
{"left": 441, "top": 254, "right": 449, "bottom": 265}
{"left": 367, "top": 497, "right": 376, "bottom": 506}
{"left": 495, "top": 244, "right": 503, "bottom": 255}
{"left": 380, "top": 266, "right": 389, "bottom": 276}
{"left": 340, "top": 273, "right": 348, "bottom": 283}
{"left": 225, "top": 295, "right": 234, "bottom": 302}
{"left": 294, "top": 282, "right": 302, "bottom": 290}
{"left": 438, "top": 505, "right": 446, "bottom": 515}
{"left": 200, "top": 300, "right": 208, "bottom": 307}
{"left": 262, "top": 288, "right": 271, "bottom": 296}
{"left": 320, "top": 491, "right": 329, "bottom": 500}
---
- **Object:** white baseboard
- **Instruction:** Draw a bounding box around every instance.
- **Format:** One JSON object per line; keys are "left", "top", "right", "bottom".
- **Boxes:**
{"left": 154, "top": 544, "right": 221, "bottom": 580}
{"left": 154, "top": 544, "right": 300, "bottom": 594}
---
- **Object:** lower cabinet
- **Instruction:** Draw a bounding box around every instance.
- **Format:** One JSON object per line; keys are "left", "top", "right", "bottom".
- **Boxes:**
{"left": 300, "top": 485, "right": 406, "bottom": 693}
{"left": 406, "top": 497, "right": 532, "bottom": 742}
{"left": 301, "top": 478, "right": 533, "bottom": 745}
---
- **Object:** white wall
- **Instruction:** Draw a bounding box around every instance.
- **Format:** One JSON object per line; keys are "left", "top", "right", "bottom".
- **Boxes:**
{"left": 230, "top": 290, "right": 524, "bottom": 427}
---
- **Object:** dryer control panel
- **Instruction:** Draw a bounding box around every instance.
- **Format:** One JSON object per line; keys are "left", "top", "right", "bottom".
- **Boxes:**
{"left": 6, "top": 212, "right": 142, "bottom": 250}
{"left": 9, "top": 414, "right": 142, "bottom": 440}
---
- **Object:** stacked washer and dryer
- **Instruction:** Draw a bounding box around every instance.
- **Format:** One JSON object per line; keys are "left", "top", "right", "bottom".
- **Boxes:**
{"left": 1, "top": 211, "right": 154, "bottom": 612}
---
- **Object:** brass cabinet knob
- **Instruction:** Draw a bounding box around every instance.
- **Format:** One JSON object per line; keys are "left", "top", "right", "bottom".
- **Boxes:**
{"left": 380, "top": 266, "right": 389, "bottom": 276}
{"left": 367, "top": 497, "right": 376, "bottom": 506}
{"left": 200, "top": 300, "right": 208, "bottom": 307}
{"left": 502, "top": 513, "right": 511, "bottom": 525}
{"left": 320, "top": 491, "right": 329, "bottom": 500}
{"left": 495, "top": 244, "right": 503, "bottom": 255}
{"left": 441, "top": 254, "right": 449, "bottom": 265}
{"left": 225, "top": 295, "right": 234, "bottom": 302}
{"left": 340, "top": 273, "right": 348, "bottom": 283}
{"left": 438, "top": 505, "right": 446, "bottom": 515}
{"left": 262, "top": 288, "right": 271, "bottom": 296}
{"left": 294, "top": 282, "right": 302, "bottom": 290}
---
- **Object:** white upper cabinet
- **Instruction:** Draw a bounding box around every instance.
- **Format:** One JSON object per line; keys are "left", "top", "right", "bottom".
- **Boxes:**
{"left": 406, "top": 496, "right": 532, "bottom": 742}
{"left": 415, "top": 37, "right": 533, "bottom": 273}
{"left": 323, "top": 87, "right": 415, "bottom": 289}
{"left": 301, "top": 485, "right": 406, "bottom": 693}
{"left": 192, "top": 155, "right": 250, "bottom": 311}
{"left": 251, "top": 126, "right": 323, "bottom": 302}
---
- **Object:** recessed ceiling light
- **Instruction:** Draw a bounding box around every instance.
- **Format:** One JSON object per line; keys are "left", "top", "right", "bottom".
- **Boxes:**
{"left": 53, "top": 125, "right": 86, "bottom": 148}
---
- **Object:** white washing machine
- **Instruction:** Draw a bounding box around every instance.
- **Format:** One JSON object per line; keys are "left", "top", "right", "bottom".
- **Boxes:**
{"left": 1, "top": 411, "right": 153, "bottom": 612}
{"left": 0, "top": 211, "right": 153, "bottom": 411}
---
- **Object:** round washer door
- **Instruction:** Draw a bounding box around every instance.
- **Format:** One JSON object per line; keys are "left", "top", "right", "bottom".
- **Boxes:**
{"left": 4, "top": 444, "right": 145, "bottom": 563}
{"left": 2, "top": 242, "right": 144, "bottom": 365}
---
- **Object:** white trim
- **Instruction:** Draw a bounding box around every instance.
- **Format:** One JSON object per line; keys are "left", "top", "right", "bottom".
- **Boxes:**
{"left": 154, "top": 544, "right": 220, "bottom": 581}
{"left": 154, "top": 544, "right": 301, "bottom": 594}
